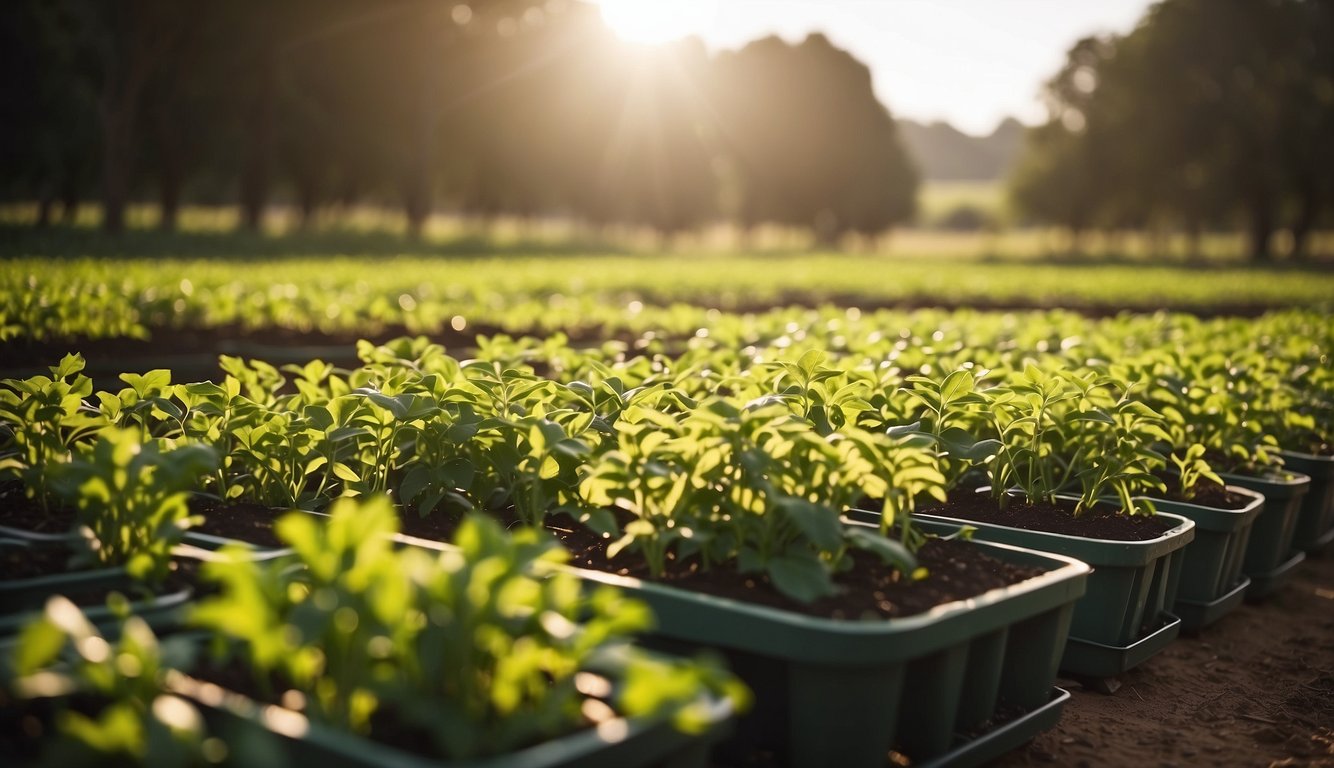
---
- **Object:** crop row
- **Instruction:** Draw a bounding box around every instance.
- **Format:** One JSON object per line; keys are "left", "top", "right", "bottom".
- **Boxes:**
{"left": 2, "top": 306, "right": 1330, "bottom": 765}
{"left": 4, "top": 308, "right": 1329, "bottom": 597}
{"left": 5, "top": 255, "right": 1334, "bottom": 341}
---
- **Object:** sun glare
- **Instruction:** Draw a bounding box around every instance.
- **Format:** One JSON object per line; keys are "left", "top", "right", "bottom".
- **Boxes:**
{"left": 598, "top": 0, "right": 717, "bottom": 45}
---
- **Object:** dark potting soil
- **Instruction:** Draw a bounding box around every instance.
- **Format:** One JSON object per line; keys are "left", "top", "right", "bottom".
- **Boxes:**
{"left": 0, "top": 543, "right": 76, "bottom": 581}
{"left": 549, "top": 514, "right": 1046, "bottom": 621}
{"left": 1150, "top": 475, "right": 1253, "bottom": 510}
{"left": 0, "top": 483, "right": 74, "bottom": 535}
{"left": 921, "top": 492, "right": 1174, "bottom": 542}
{"left": 188, "top": 497, "right": 290, "bottom": 550}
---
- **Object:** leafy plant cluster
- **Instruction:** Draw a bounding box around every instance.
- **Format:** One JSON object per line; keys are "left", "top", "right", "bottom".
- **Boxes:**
{"left": 2, "top": 307, "right": 1329, "bottom": 596}
{"left": 4, "top": 255, "right": 1332, "bottom": 343}
{"left": 7, "top": 496, "right": 747, "bottom": 764}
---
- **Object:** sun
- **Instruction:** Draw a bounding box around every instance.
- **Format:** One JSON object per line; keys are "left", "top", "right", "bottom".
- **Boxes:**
{"left": 597, "top": 0, "right": 717, "bottom": 45}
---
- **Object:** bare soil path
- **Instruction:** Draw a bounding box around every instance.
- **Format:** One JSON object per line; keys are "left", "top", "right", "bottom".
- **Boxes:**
{"left": 998, "top": 545, "right": 1334, "bottom": 768}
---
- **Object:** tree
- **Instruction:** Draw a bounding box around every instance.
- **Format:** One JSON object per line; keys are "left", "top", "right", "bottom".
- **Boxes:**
{"left": 711, "top": 34, "right": 917, "bottom": 243}
{"left": 1011, "top": 0, "right": 1334, "bottom": 260}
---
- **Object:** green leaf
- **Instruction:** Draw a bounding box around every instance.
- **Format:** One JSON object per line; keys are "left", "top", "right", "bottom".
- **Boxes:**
{"left": 766, "top": 555, "right": 834, "bottom": 603}
{"left": 940, "top": 369, "right": 973, "bottom": 403}
{"left": 773, "top": 496, "right": 843, "bottom": 550}
{"left": 331, "top": 462, "right": 361, "bottom": 482}
{"left": 844, "top": 527, "right": 916, "bottom": 573}
{"left": 14, "top": 614, "right": 66, "bottom": 674}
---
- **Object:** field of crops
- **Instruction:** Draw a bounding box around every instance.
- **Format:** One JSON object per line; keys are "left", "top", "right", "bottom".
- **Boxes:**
{"left": 2, "top": 218, "right": 1334, "bottom": 762}
{"left": 3, "top": 252, "right": 1332, "bottom": 765}
{"left": 6, "top": 249, "right": 1334, "bottom": 350}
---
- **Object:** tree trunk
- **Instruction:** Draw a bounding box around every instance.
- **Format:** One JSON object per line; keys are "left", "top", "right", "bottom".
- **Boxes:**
{"left": 97, "top": 1, "right": 184, "bottom": 235}
{"left": 157, "top": 118, "right": 182, "bottom": 232}
{"left": 159, "top": 165, "right": 180, "bottom": 232}
{"left": 240, "top": 44, "right": 276, "bottom": 232}
{"left": 1289, "top": 181, "right": 1319, "bottom": 262}
{"left": 403, "top": 8, "right": 446, "bottom": 240}
{"left": 59, "top": 175, "right": 80, "bottom": 224}
{"left": 1185, "top": 221, "right": 1202, "bottom": 262}
{"left": 1248, "top": 192, "right": 1275, "bottom": 262}
{"left": 99, "top": 103, "right": 135, "bottom": 234}
{"left": 36, "top": 194, "right": 54, "bottom": 229}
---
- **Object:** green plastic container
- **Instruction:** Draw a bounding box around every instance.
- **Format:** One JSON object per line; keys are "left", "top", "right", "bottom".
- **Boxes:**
{"left": 1277, "top": 450, "right": 1334, "bottom": 553}
{"left": 174, "top": 669, "right": 735, "bottom": 768}
{"left": 1144, "top": 486, "right": 1263, "bottom": 631}
{"left": 570, "top": 518, "right": 1090, "bottom": 768}
{"left": 0, "top": 566, "right": 193, "bottom": 638}
{"left": 0, "top": 524, "right": 198, "bottom": 638}
{"left": 914, "top": 496, "right": 1194, "bottom": 679}
{"left": 1218, "top": 470, "right": 1310, "bottom": 598}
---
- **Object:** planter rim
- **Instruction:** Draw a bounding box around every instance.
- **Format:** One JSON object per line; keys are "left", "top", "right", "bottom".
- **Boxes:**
{"left": 0, "top": 564, "right": 131, "bottom": 592}
{"left": 0, "top": 524, "right": 78, "bottom": 545}
{"left": 1135, "top": 486, "right": 1264, "bottom": 531}
{"left": 559, "top": 517, "right": 1089, "bottom": 637}
{"left": 1276, "top": 447, "right": 1334, "bottom": 463}
{"left": 169, "top": 669, "right": 733, "bottom": 768}
{"left": 1218, "top": 469, "right": 1312, "bottom": 489}
{"left": 915, "top": 488, "right": 1196, "bottom": 559}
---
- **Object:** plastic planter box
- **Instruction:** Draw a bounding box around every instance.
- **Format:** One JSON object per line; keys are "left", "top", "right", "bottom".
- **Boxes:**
{"left": 1276, "top": 450, "right": 1334, "bottom": 553}
{"left": 172, "top": 670, "right": 735, "bottom": 768}
{"left": 913, "top": 498, "right": 1194, "bottom": 680}
{"left": 1217, "top": 470, "right": 1311, "bottom": 598}
{"left": 0, "top": 562, "right": 193, "bottom": 638}
{"left": 1143, "top": 486, "right": 1263, "bottom": 632}
{"left": 570, "top": 518, "right": 1089, "bottom": 768}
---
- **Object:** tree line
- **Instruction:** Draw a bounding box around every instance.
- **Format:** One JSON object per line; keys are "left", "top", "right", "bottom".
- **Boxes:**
{"left": 0, "top": 0, "right": 917, "bottom": 241}
{"left": 1010, "top": 0, "right": 1334, "bottom": 261}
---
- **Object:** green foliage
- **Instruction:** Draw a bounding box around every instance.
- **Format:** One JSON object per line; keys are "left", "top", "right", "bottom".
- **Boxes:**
{"left": 984, "top": 365, "right": 1167, "bottom": 516}
{"left": 4, "top": 255, "right": 1332, "bottom": 346}
{"left": 8, "top": 595, "right": 204, "bottom": 767}
{"left": 0, "top": 354, "right": 105, "bottom": 510}
{"left": 581, "top": 400, "right": 941, "bottom": 603}
{"left": 192, "top": 496, "right": 745, "bottom": 759}
{"left": 48, "top": 428, "right": 217, "bottom": 584}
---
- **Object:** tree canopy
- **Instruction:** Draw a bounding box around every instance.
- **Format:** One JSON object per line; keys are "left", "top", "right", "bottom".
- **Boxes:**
{"left": 1, "top": 0, "right": 919, "bottom": 242}
{"left": 1010, "top": 0, "right": 1334, "bottom": 260}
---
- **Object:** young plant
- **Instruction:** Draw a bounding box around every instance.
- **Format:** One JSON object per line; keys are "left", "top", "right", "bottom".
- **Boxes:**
{"left": 1167, "top": 443, "right": 1226, "bottom": 501}
{"left": 192, "top": 496, "right": 745, "bottom": 759}
{"left": 581, "top": 400, "right": 942, "bottom": 603}
{"left": 48, "top": 428, "right": 217, "bottom": 584}
{"left": 984, "top": 365, "right": 1166, "bottom": 516}
{"left": 900, "top": 367, "right": 1000, "bottom": 490}
{"left": 7, "top": 595, "right": 205, "bottom": 767}
{"left": 0, "top": 354, "right": 108, "bottom": 512}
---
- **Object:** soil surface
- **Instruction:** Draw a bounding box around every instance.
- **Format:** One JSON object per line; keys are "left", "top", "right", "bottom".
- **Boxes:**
{"left": 998, "top": 543, "right": 1334, "bottom": 768}
{"left": 921, "top": 492, "right": 1174, "bottom": 541}
{"left": 553, "top": 516, "right": 1046, "bottom": 620}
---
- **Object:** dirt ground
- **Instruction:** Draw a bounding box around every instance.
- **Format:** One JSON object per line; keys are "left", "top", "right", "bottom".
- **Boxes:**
{"left": 997, "top": 544, "right": 1334, "bottom": 768}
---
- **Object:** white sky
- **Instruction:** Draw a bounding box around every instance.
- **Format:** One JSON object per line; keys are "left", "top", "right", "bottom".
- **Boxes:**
{"left": 595, "top": 0, "right": 1156, "bottom": 136}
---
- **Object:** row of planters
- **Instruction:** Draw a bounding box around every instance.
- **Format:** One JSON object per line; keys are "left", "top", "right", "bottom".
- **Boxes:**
{"left": 2, "top": 307, "right": 1331, "bottom": 765}
{"left": 0, "top": 387, "right": 1093, "bottom": 767}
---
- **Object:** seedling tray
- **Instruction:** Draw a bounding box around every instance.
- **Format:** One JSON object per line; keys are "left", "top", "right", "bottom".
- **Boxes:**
{"left": 1145, "top": 486, "right": 1262, "bottom": 631}
{"left": 1173, "top": 576, "right": 1250, "bottom": 632}
{"left": 913, "top": 503, "right": 1194, "bottom": 679}
{"left": 570, "top": 518, "right": 1090, "bottom": 768}
{"left": 1060, "top": 612, "right": 1181, "bottom": 678}
{"left": 1218, "top": 470, "right": 1310, "bottom": 594}
{"left": 916, "top": 687, "right": 1071, "bottom": 768}
{"left": 1276, "top": 450, "right": 1334, "bottom": 553}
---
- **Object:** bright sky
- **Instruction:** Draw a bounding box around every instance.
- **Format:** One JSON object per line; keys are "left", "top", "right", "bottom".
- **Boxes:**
{"left": 595, "top": 0, "right": 1157, "bottom": 135}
